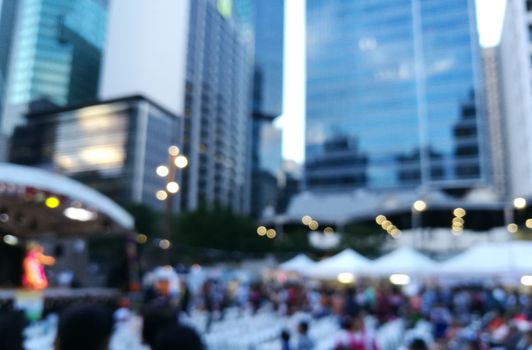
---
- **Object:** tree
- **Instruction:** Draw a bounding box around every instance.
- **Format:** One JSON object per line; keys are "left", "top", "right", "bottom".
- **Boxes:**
{"left": 172, "top": 206, "right": 274, "bottom": 257}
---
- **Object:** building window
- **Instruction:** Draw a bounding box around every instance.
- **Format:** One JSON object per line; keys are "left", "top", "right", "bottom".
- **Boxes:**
{"left": 527, "top": 0, "right": 532, "bottom": 12}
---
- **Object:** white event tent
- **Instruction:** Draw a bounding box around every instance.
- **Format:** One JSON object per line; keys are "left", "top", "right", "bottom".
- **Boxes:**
{"left": 438, "top": 241, "right": 532, "bottom": 277}
{"left": 306, "top": 248, "right": 371, "bottom": 280}
{"left": 370, "top": 246, "right": 437, "bottom": 277}
{"left": 279, "top": 254, "right": 316, "bottom": 274}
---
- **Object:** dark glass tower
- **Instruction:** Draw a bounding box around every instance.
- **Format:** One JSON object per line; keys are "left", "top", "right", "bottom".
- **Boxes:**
{"left": 1, "top": 0, "right": 107, "bottom": 134}
{"left": 305, "top": 0, "right": 488, "bottom": 193}
{"left": 235, "top": 0, "right": 285, "bottom": 217}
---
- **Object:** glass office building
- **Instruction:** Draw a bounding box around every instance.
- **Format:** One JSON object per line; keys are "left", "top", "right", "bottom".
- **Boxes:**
{"left": 244, "top": 0, "right": 284, "bottom": 119}
{"left": 0, "top": 0, "right": 18, "bottom": 110}
{"left": 234, "top": 0, "right": 285, "bottom": 216}
{"left": 1, "top": 0, "right": 107, "bottom": 134}
{"left": 305, "top": 0, "right": 488, "bottom": 193}
{"left": 0, "top": 0, "right": 19, "bottom": 159}
{"left": 9, "top": 96, "right": 181, "bottom": 210}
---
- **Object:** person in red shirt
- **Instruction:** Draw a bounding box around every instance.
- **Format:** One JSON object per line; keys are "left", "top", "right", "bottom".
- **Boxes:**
{"left": 334, "top": 315, "right": 379, "bottom": 350}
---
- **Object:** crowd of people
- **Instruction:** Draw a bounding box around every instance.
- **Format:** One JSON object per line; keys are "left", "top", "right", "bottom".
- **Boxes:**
{"left": 139, "top": 268, "right": 532, "bottom": 350}
{"left": 1, "top": 265, "right": 532, "bottom": 350}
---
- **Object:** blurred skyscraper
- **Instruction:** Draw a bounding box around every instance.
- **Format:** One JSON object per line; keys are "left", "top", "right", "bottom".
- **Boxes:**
{"left": 0, "top": 0, "right": 18, "bottom": 115}
{"left": 305, "top": 0, "right": 489, "bottom": 195}
{"left": 101, "top": 0, "right": 253, "bottom": 213}
{"left": 0, "top": 0, "right": 19, "bottom": 159}
{"left": 482, "top": 47, "right": 507, "bottom": 198}
{"left": 0, "top": 0, "right": 107, "bottom": 136}
{"left": 182, "top": 0, "right": 253, "bottom": 214}
{"left": 234, "top": 0, "right": 285, "bottom": 217}
{"left": 498, "top": 0, "right": 532, "bottom": 197}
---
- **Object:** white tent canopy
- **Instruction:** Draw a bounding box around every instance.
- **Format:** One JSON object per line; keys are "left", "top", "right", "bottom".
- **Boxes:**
{"left": 438, "top": 241, "right": 532, "bottom": 276}
{"left": 306, "top": 248, "right": 371, "bottom": 280}
{"left": 279, "top": 254, "right": 315, "bottom": 274}
{"left": 370, "top": 246, "right": 437, "bottom": 276}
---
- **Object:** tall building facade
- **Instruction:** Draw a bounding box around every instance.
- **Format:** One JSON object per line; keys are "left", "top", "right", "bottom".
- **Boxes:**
{"left": 0, "top": 0, "right": 20, "bottom": 159}
{"left": 482, "top": 47, "right": 507, "bottom": 197}
{"left": 101, "top": 0, "right": 253, "bottom": 213}
{"left": 498, "top": 0, "right": 532, "bottom": 197}
{"left": 183, "top": 0, "right": 253, "bottom": 213}
{"left": 239, "top": 0, "right": 285, "bottom": 217}
{"left": 0, "top": 0, "right": 19, "bottom": 115}
{"left": 9, "top": 96, "right": 180, "bottom": 210}
{"left": 305, "top": 0, "right": 488, "bottom": 194}
{"left": 1, "top": 0, "right": 107, "bottom": 136}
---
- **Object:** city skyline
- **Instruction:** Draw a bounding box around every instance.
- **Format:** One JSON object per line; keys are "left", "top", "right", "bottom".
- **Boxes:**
{"left": 279, "top": 0, "right": 507, "bottom": 164}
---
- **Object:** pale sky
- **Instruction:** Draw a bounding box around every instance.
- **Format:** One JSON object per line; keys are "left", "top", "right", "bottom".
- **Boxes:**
{"left": 277, "top": 0, "right": 508, "bottom": 164}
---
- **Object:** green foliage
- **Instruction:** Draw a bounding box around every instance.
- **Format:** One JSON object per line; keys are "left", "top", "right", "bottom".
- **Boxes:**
{"left": 342, "top": 223, "right": 388, "bottom": 257}
{"left": 172, "top": 206, "right": 274, "bottom": 253}
{"left": 274, "top": 227, "right": 313, "bottom": 252}
{"left": 123, "top": 203, "right": 160, "bottom": 235}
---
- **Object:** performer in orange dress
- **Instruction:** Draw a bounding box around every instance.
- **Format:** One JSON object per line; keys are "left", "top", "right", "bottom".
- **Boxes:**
{"left": 22, "top": 242, "right": 55, "bottom": 290}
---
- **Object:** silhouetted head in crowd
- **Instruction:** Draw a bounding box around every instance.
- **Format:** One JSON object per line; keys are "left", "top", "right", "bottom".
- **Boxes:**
{"left": 409, "top": 338, "right": 428, "bottom": 350}
{"left": 0, "top": 310, "right": 26, "bottom": 350}
{"left": 281, "top": 328, "right": 290, "bottom": 342}
{"left": 142, "top": 302, "right": 179, "bottom": 348}
{"left": 55, "top": 304, "right": 113, "bottom": 350}
{"left": 339, "top": 316, "right": 353, "bottom": 330}
{"left": 298, "top": 321, "right": 309, "bottom": 335}
{"left": 464, "top": 339, "right": 481, "bottom": 350}
{"left": 153, "top": 324, "right": 204, "bottom": 350}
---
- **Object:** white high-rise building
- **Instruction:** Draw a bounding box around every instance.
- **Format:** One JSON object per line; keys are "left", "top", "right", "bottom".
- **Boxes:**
{"left": 101, "top": 0, "right": 253, "bottom": 213}
{"left": 498, "top": 0, "right": 532, "bottom": 197}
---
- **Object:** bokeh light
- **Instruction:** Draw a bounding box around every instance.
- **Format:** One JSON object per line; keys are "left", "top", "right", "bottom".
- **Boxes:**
{"left": 168, "top": 145, "right": 180, "bottom": 156}
{"left": 156, "top": 165, "right": 169, "bottom": 177}
{"left": 266, "top": 229, "right": 277, "bottom": 239}
{"left": 45, "top": 197, "right": 60, "bottom": 209}
{"left": 514, "top": 197, "right": 527, "bottom": 209}
{"left": 453, "top": 208, "right": 466, "bottom": 217}
{"left": 156, "top": 190, "right": 168, "bottom": 201}
{"left": 412, "top": 200, "right": 427, "bottom": 212}
{"left": 159, "top": 239, "right": 171, "bottom": 249}
{"left": 136, "top": 234, "right": 148, "bottom": 244}
{"left": 308, "top": 220, "right": 319, "bottom": 230}
{"left": 174, "top": 155, "right": 188, "bottom": 169}
{"left": 257, "top": 226, "right": 267, "bottom": 236}
{"left": 337, "top": 272, "right": 355, "bottom": 284}
{"left": 166, "top": 181, "right": 180, "bottom": 193}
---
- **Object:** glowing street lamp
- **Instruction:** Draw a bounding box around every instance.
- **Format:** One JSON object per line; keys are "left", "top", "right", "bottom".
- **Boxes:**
{"left": 154, "top": 144, "right": 188, "bottom": 262}
{"left": 174, "top": 155, "right": 188, "bottom": 169}
{"left": 166, "top": 181, "right": 180, "bottom": 194}
{"left": 156, "top": 165, "right": 169, "bottom": 177}
{"left": 412, "top": 200, "right": 427, "bottom": 212}
{"left": 514, "top": 197, "right": 527, "bottom": 210}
